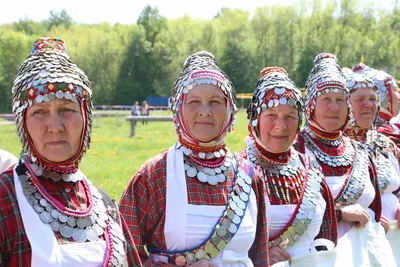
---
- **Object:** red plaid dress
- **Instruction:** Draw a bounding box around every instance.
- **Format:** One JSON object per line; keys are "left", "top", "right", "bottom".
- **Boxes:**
{"left": 0, "top": 166, "right": 142, "bottom": 267}
{"left": 119, "top": 150, "right": 269, "bottom": 266}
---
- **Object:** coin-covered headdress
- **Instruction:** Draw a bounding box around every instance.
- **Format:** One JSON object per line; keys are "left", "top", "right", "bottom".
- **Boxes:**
{"left": 170, "top": 51, "right": 237, "bottom": 148}
{"left": 304, "top": 53, "right": 354, "bottom": 131}
{"left": 12, "top": 37, "right": 93, "bottom": 173}
{"left": 247, "top": 67, "right": 304, "bottom": 140}
{"left": 353, "top": 63, "right": 398, "bottom": 117}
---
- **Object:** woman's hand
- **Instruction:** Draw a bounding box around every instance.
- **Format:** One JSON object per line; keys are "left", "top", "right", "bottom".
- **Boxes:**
{"left": 380, "top": 216, "right": 390, "bottom": 234}
{"left": 185, "top": 259, "right": 218, "bottom": 267}
{"left": 341, "top": 204, "right": 370, "bottom": 228}
{"left": 268, "top": 246, "right": 292, "bottom": 266}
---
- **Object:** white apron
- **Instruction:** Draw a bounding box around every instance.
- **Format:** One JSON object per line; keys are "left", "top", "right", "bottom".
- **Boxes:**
{"left": 14, "top": 166, "right": 107, "bottom": 266}
{"left": 335, "top": 221, "right": 396, "bottom": 267}
{"left": 149, "top": 146, "right": 257, "bottom": 266}
{"left": 267, "top": 182, "right": 336, "bottom": 267}
{"left": 387, "top": 220, "right": 400, "bottom": 266}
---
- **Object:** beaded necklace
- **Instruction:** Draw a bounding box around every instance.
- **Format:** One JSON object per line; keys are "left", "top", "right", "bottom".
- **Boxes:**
{"left": 177, "top": 142, "right": 232, "bottom": 185}
{"left": 246, "top": 138, "right": 303, "bottom": 204}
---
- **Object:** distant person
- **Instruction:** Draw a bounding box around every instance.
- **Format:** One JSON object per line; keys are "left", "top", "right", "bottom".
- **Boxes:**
{"left": 0, "top": 149, "right": 17, "bottom": 172}
{"left": 132, "top": 101, "right": 140, "bottom": 116}
{"left": 140, "top": 100, "right": 149, "bottom": 125}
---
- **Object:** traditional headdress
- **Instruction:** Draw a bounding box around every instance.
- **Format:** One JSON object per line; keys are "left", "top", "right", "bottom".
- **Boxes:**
{"left": 353, "top": 63, "right": 398, "bottom": 118}
{"left": 170, "top": 51, "right": 237, "bottom": 149}
{"left": 12, "top": 37, "right": 93, "bottom": 173}
{"left": 247, "top": 67, "right": 304, "bottom": 138}
{"left": 304, "top": 53, "right": 354, "bottom": 131}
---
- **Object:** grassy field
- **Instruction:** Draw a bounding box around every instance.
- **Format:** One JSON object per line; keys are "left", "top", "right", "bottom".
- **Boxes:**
{"left": 0, "top": 110, "right": 249, "bottom": 200}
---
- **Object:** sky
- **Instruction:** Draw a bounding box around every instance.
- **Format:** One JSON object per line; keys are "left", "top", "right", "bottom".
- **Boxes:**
{"left": 1, "top": 0, "right": 396, "bottom": 25}
{"left": 0, "top": 0, "right": 300, "bottom": 24}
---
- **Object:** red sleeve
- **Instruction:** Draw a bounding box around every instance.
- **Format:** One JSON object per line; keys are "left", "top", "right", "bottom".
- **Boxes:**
{"left": 367, "top": 155, "right": 382, "bottom": 222}
{"left": 118, "top": 151, "right": 172, "bottom": 266}
{"left": 315, "top": 179, "right": 338, "bottom": 246}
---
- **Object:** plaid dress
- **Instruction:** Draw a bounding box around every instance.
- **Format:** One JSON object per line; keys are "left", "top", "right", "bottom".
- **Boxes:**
{"left": 0, "top": 167, "right": 142, "bottom": 267}
{"left": 119, "top": 150, "right": 269, "bottom": 266}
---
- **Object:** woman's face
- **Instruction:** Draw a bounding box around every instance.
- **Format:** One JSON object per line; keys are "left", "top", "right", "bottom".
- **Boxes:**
{"left": 350, "top": 88, "right": 378, "bottom": 130}
{"left": 314, "top": 92, "right": 348, "bottom": 132}
{"left": 25, "top": 98, "right": 84, "bottom": 162}
{"left": 182, "top": 84, "right": 228, "bottom": 142}
{"left": 258, "top": 104, "right": 299, "bottom": 153}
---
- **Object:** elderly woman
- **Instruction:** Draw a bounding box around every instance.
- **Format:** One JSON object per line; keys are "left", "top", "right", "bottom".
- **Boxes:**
{"left": 119, "top": 51, "right": 268, "bottom": 267}
{"left": 353, "top": 63, "right": 400, "bottom": 147}
{"left": 342, "top": 67, "right": 400, "bottom": 264}
{"left": 294, "top": 53, "right": 395, "bottom": 266}
{"left": 0, "top": 37, "right": 141, "bottom": 266}
{"left": 241, "top": 67, "right": 337, "bottom": 266}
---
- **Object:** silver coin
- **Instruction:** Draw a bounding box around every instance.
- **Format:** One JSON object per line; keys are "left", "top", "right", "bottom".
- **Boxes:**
{"left": 97, "top": 218, "right": 107, "bottom": 228}
{"left": 239, "top": 192, "right": 249, "bottom": 202}
{"left": 243, "top": 175, "right": 252, "bottom": 185}
{"left": 230, "top": 201, "right": 238, "bottom": 211}
{"left": 51, "top": 220, "right": 61, "bottom": 232}
{"left": 216, "top": 173, "right": 225, "bottom": 183}
{"left": 39, "top": 198, "right": 49, "bottom": 207}
{"left": 219, "top": 149, "right": 226, "bottom": 156}
{"left": 214, "top": 151, "right": 221, "bottom": 158}
{"left": 58, "top": 214, "right": 68, "bottom": 223}
{"left": 33, "top": 203, "right": 45, "bottom": 213}
{"left": 228, "top": 223, "right": 238, "bottom": 233}
{"left": 232, "top": 214, "right": 241, "bottom": 224}
{"left": 86, "top": 227, "right": 99, "bottom": 241}
{"left": 67, "top": 216, "right": 77, "bottom": 227}
{"left": 98, "top": 212, "right": 108, "bottom": 222}
{"left": 92, "top": 224, "right": 104, "bottom": 236}
{"left": 72, "top": 228, "right": 87, "bottom": 243}
{"left": 40, "top": 211, "right": 54, "bottom": 223}
{"left": 51, "top": 209, "right": 60, "bottom": 219}
{"left": 198, "top": 152, "right": 206, "bottom": 159}
{"left": 237, "top": 177, "right": 245, "bottom": 187}
{"left": 197, "top": 172, "right": 208, "bottom": 183}
{"left": 60, "top": 224, "right": 74, "bottom": 238}
{"left": 242, "top": 184, "right": 251, "bottom": 193}
{"left": 45, "top": 204, "right": 54, "bottom": 212}
{"left": 19, "top": 174, "right": 29, "bottom": 182}
{"left": 187, "top": 167, "right": 197, "bottom": 177}
{"left": 267, "top": 100, "right": 274, "bottom": 108}
{"left": 236, "top": 199, "right": 245, "bottom": 210}
{"left": 28, "top": 195, "right": 38, "bottom": 205}
{"left": 206, "top": 152, "right": 214, "bottom": 159}
{"left": 235, "top": 207, "right": 244, "bottom": 217}
{"left": 208, "top": 175, "right": 218, "bottom": 185}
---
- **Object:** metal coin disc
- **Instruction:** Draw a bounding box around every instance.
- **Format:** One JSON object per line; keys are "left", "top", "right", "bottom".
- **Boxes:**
{"left": 67, "top": 216, "right": 77, "bottom": 227}
{"left": 40, "top": 211, "right": 54, "bottom": 223}
{"left": 51, "top": 220, "right": 61, "bottom": 232}
{"left": 72, "top": 228, "right": 87, "bottom": 243}
{"left": 60, "top": 224, "right": 74, "bottom": 238}
{"left": 86, "top": 227, "right": 99, "bottom": 241}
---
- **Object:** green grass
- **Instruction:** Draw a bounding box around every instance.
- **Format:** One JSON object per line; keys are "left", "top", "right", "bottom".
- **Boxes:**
{"left": 0, "top": 110, "right": 249, "bottom": 200}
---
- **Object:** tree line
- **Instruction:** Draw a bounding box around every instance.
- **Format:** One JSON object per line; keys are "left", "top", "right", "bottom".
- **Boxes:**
{"left": 0, "top": 0, "right": 399, "bottom": 112}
